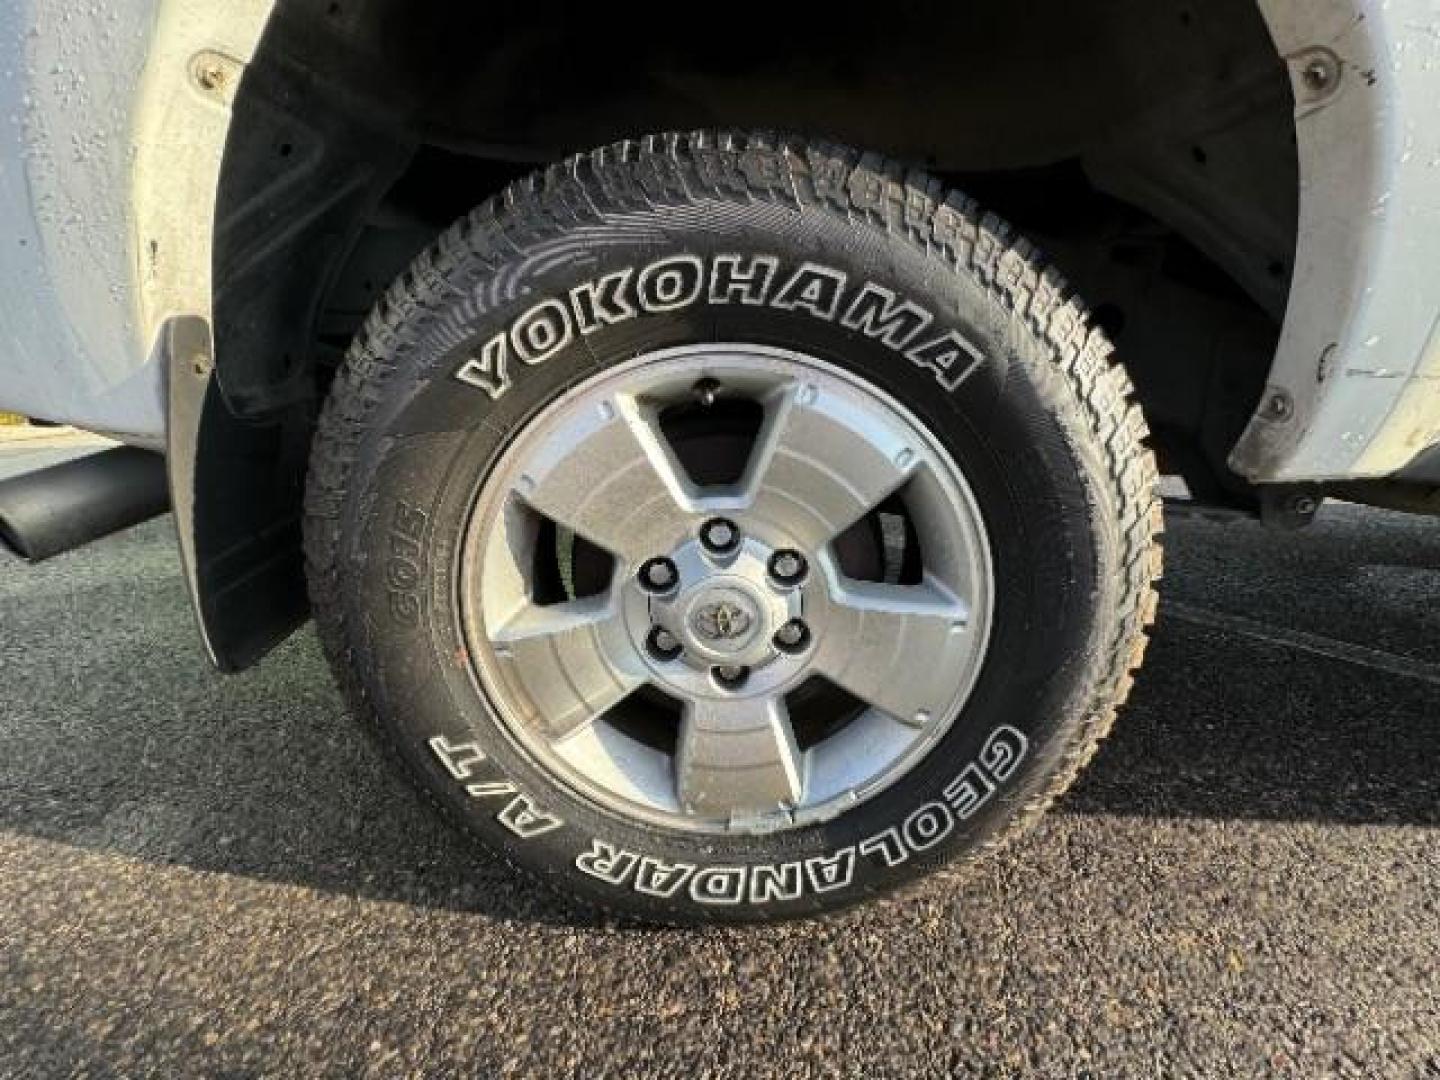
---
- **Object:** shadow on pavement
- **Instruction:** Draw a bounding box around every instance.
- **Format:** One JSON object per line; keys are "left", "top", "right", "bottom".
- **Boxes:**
{"left": 0, "top": 506, "right": 1437, "bottom": 920}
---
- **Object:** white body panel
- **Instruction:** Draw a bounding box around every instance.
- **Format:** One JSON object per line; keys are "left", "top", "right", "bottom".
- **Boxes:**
{"left": 0, "top": 0, "right": 163, "bottom": 444}
{"left": 1241, "top": 0, "right": 1440, "bottom": 481}
{"left": 0, "top": 0, "right": 270, "bottom": 447}
{"left": 0, "top": 0, "right": 1435, "bottom": 480}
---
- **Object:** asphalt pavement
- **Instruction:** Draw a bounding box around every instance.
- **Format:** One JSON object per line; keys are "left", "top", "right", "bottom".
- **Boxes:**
{"left": 1, "top": 440, "right": 1438, "bottom": 1077}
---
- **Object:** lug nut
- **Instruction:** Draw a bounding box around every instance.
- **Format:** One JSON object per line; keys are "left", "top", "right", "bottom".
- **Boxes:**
{"left": 768, "top": 549, "right": 808, "bottom": 586}
{"left": 638, "top": 556, "right": 678, "bottom": 593}
{"left": 647, "top": 625, "right": 683, "bottom": 661}
{"left": 712, "top": 664, "right": 750, "bottom": 690}
{"left": 699, "top": 517, "right": 740, "bottom": 555}
{"left": 773, "top": 619, "right": 811, "bottom": 654}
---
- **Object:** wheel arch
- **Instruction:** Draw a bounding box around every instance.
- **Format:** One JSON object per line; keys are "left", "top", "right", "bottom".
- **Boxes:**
{"left": 1237, "top": 0, "right": 1440, "bottom": 484}
{"left": 175, "top": 0, "right": 1427, "bottom": 669}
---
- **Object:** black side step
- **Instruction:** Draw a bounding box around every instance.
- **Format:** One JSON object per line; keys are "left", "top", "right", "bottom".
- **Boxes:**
{"left": 0, "top": 446, "right": 169, "bottom": 562}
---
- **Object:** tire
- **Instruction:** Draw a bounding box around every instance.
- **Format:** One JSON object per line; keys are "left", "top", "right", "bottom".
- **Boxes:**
{"left": 304, "top": 131, "right": 1163, "bottom": 923}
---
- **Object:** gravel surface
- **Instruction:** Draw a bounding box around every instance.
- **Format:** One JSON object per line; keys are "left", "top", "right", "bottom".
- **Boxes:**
{"left": 1, "top": 469, "right": 1438, "bottom": 1077}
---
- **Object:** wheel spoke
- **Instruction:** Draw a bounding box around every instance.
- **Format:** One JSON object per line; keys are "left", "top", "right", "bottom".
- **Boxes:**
{"left": 519, "top": 394, "right": 697, "bottom": 565}
{"left": 813, "top": 575, "right": 974, "bottom": 725}
{"left": 738, "top": 382, "right": 921, "bottom": 550}
{"left": 676, "top": 694, "right": 803, "bottom": 818}
{"left": 491, "top": 597, "right": 644, "bottom": 742}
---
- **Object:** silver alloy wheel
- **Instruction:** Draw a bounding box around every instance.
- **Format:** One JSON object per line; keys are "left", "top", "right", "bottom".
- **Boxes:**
{"left": 458, "top": 345, "right": 994, "bottom": 834}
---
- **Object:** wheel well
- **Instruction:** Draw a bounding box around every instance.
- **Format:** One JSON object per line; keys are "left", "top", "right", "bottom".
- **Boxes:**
{"left": 215, "top": 0, "right": 1295, "bottom": 503}
{"left": 197, "top": 0, "right": 1297, "bottom": 667}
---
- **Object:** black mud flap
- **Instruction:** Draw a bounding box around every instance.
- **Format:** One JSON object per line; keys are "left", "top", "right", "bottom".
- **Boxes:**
{"left": 166, "top": 317, "right": 311, "bottom": 672}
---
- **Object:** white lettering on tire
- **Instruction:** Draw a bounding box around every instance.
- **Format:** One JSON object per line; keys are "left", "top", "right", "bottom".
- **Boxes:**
{"left": 635, "top": 857, "right": 696, "bottom": 898}
{"left": 570, "top": 725, "right": 1029, "bottom": 905}
{"left": 511, "top": 298, "right": 574, "bottom": 364}
{"left": 427, "top": 735, "right": 564, "bottom": 840}
{"left": 575, "top": 839, "right": 637, "bottom": 884}
{"left": 636, "top": 254, "right": 704, "bottom": 312}
{"left": 452, "top": 254, "right": 988, "bottom": 399}
{"left": 690, "top": 867, "right": 747, "bottom": 905}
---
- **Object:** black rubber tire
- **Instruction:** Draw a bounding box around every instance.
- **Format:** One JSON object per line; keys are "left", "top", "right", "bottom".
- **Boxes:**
{"left": 304, "top": 132, "right": 1163, "bottom": 924}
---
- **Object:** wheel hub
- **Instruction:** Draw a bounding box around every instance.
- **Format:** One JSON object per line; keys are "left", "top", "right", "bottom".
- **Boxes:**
{"left": 633, "top": 535, "right": 804, "bottom": 684}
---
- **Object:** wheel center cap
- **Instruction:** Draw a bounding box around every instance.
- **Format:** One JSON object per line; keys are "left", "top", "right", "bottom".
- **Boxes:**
{"left": 691, "top": 596, "right": 754, "bottom": 643}
{"left": 684, "top": 587, "right": 760, "bottom": 654}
